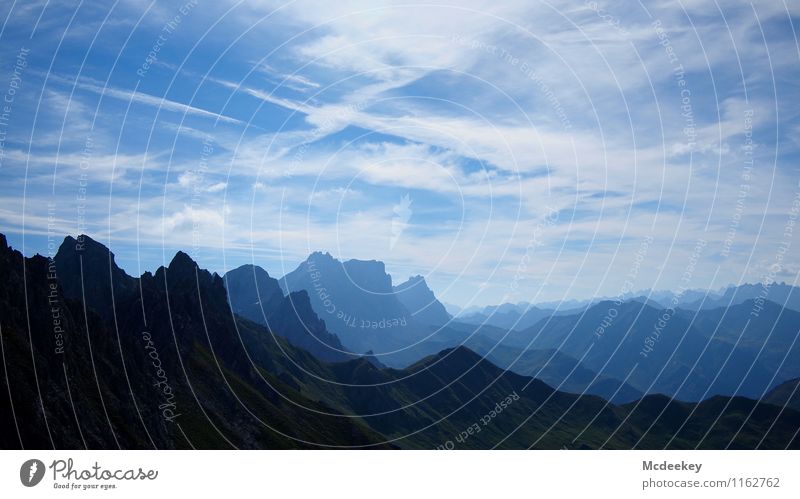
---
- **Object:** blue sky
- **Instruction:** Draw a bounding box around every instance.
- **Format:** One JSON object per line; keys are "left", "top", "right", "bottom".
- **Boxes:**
{"left": 0, "top": 0, "right": 799, "bottom": 307}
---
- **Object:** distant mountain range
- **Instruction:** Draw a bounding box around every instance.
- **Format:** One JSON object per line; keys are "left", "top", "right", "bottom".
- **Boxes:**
{"left": 497, "top": 299, "right": 800, "bottom": 402}
{"left": 261, "top": 251, "right": 800, "bottom": 403}
{"left": 2, "top": 232, "right": 799, "bottom": 449}
{"left": 679, "top": 282, "right": 800, "bottom": 312}
{"left": 459, "top": 282, "right": 800, "bottom": 331}
{"left": 457, "top": 304, "right": 560, "bottom": 331}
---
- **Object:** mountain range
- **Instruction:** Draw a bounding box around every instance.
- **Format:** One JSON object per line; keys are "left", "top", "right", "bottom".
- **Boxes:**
{"left": 1, "top": 232, "right": 799, "bottom": 449}
{"left": 459, "top": 282, "right": 800, "bottom": 332}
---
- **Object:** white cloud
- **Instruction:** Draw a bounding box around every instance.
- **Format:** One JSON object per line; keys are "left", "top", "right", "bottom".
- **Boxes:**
{"left": 48, "top": 73, "right": 246, "bottom": 125}
{"left": 3, "top": 0, "right": 798, "bottom": 305}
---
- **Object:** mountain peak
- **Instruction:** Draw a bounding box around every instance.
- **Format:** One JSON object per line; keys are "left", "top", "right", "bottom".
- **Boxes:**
{"left": 226, "top": 265, "right": 281, "bottom": 309}
{"left": 168, "top": 250, "right": 198, "bottom": 272}
{"left": 394, "top": 274, "right": 428, "bottom": 290}
{"left": 57, "top": 234, "right": 117, "bottom": 261}
{"left": 441, "top": 345, "right": 484, "bottom": 362}
{"left": 54, "top": 234, "right": 132, "bottom": 282}
{"left": 362, "top": 350, "right": 386, "bottom": 369}
{"left": 230, "top": 263, "right": 271, "bottom": 278}
{"left": 343, "top": 257, "right": 386, "bottom": 277}
{"left": 393, "top": 274, "right": 451, "bottom": 327}
{"left": 408, "top": 345, "right": 487, "bottom": 372}
{"left": 295, "top": 252, "right": 392, "bottom": 293}
{"left": 52, "top": 234, "right": 135, "bottom": 321}
{"left": 280, "top": 250, "right": 419, "bottom": 360}
{"left": 307, "top": 250, "right": 335, "bottom": 262}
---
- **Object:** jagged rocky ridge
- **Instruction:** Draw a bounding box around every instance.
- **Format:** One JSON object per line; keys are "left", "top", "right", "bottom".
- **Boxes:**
{"left": 1, "top": 233, "right": 800, "bottom": 449}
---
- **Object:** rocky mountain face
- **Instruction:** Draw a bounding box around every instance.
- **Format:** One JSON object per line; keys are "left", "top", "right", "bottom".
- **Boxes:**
{"left": 0, "top": 235, "right": 385, "bottom": 449}
{"left": 392, "top": 275, "right": 451, "bottom": 327}
{"left": 2, "top": 233, "right": 800, "bottom": 450}
{"left": 224, "top": 264, "right": 350, "bottom": 362}
{"left": 278, "top": 252, "right": 428, "bottom": 364}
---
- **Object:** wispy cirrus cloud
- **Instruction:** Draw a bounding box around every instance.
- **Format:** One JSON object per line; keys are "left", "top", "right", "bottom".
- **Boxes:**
{"left": 46, "top": 72, "right": 246, "bottom": 125}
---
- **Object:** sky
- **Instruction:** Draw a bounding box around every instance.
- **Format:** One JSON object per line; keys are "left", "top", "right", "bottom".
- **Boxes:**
{"left": 0, "top": 0, "right": 798, "bottom": 307}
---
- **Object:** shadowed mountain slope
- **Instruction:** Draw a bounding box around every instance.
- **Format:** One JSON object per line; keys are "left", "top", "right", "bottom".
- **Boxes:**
{"left": 2, "top": 233, "right": 799, "bottom": 450}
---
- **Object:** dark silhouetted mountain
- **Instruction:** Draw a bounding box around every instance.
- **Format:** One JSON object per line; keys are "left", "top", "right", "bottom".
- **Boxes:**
{"left": 2, "top": 233, "right": 799, "bottom": 450}
{"left": 762, "top": 378, "right": 800, "bottom": 412}
{"left": 224, "top": 264, "right": 284, "bottom": 317}
{"left": 224, "top": 264, "right": 349, "bottom": 362}
{"left": 53, "top": 234, "right": 137, "bottom": 322}
{"left": 392, "top": 275, "right": 451, "bottom": 327}
{"left": 278, "top": 252, "right": 428, "bottom": 364}
{"left": 361, "top": 350, "right": 386, "bottom": 369}
{"left": 479, "top": 345, "right": 643, "bottom": 404}
{"left": 0, "top": 236, "right": 385, "bottom": 449}
{"left": 618, "top": 394, "right": 800, "bottom": 449}
{"left": 456, "top": 334, "right": 642, "bottom": 403}
{"left": 364, "top": 346, "right": 800, "bottom": 449}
